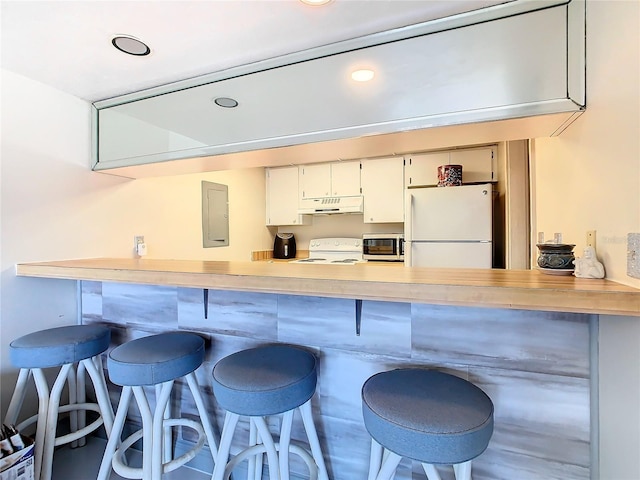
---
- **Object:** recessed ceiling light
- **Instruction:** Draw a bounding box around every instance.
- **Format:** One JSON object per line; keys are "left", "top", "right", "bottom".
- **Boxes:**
{"left": 112, "top": 35, "right": 151, "bottom": 56}
{"left": 213, "top": 97, "right": 239, "bottom": 108}
{"left": 351, "top": 69, "right": 375, "bottom": 82}
{"left": 300, "top": 0, "right": 333, "bottom": 5}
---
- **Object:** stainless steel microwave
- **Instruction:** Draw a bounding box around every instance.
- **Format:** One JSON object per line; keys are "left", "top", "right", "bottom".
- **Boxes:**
{"left": 362, "top": 233, "right": 405, "bottom": 261}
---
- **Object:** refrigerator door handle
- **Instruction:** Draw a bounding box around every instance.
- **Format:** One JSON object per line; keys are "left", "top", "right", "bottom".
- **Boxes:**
{"left": 405, "top": 192, "right": 414, "bottom": 267}
{"left": 405, "top": 192, "right": 414, "bottom": 242}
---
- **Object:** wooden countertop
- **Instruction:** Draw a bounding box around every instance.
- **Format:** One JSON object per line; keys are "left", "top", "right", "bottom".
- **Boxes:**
{"left": 15, "top": 258, "right": 640, "bottom": 316}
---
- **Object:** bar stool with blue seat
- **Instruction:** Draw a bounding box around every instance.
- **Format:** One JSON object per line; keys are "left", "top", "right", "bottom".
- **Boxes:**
{"left": 211, "top": 345, "right": 329, "bottom": 480}
{"left": 4, "top": 324, "right": 115, "bottom": 480}
{"left": 97, "top": 331, "right": 219, "bottom": 480}
{"left": 362, "top": 368, "right": 494, "bottom": 480}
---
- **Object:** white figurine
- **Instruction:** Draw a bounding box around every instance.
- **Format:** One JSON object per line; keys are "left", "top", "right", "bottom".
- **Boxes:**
{"left": 574, "top": 246, "right": 605, "bottom": 278}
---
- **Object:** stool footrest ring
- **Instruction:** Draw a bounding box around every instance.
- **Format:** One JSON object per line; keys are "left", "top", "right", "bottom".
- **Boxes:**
{"left": 15, "top": 402, "right": 105, "bottom": 447}
{"left": 224, "top": 441, "right": 319, "bottom": 480}
{"left": 112, "top": 418, "right": 206, "bottom": 479}
{"left": 53, "top": 403, "right": 105, "bottom": 447}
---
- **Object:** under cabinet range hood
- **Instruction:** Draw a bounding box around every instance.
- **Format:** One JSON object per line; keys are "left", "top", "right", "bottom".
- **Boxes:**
{"left": 298, "top": 196, "right": 364, "bottom": 215}
{"left": 93, "top": 0, "right": 586, "bottom": 178}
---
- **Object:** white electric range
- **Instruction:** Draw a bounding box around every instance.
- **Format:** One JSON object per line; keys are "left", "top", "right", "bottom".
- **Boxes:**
{"left": 289, "top": 238, "right": 364, "bottom": 265}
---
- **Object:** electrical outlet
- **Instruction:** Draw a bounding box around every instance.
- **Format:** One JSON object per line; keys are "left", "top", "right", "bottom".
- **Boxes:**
{"left": 586, "top": 230, "right": 596, "bottom": 249}
{"left": 134, "top": 235, "right": 145, "bottom": 248}
{"left": 134, "top": 235, "right": 146, "bottom": 256}
{"left": 628, "top": 233, "right": 640, "bottom": 279}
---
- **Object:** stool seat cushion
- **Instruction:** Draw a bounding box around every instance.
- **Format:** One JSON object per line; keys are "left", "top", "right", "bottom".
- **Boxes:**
{"left": 212, "top": 345, "right": 317, "bottom": 416}
{"left": 10, "top": 325, "right": 111, "bottom": 368}
{"left": 108, "top": 332, "right": 205, "bottom": 386}
{"left": 362, "top": 369, "right": 494, "bottom": 465}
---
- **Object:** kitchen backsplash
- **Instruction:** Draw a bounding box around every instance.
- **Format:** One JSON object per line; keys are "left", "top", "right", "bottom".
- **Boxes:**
{"left": 276, "top": 215, "right": 403, "bottom": 251}
{"left": 251, "top": 249, "right": 309, "bottom": 261}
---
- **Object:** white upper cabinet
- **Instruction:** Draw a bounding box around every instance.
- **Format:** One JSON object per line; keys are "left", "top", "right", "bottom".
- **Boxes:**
{"left": 450, "top": 148, "right": 495, "bottom": 184}
{"left": 266, "top": 166, "right": 311, "bottom": 226}
{"left": 299, "top": 161, "right": 361, "bottom": 199}
{"left": 361, "top": 157, "right": 404, "bottom": 223}
{"left": 405, "top": 146, "right": 496, "bottom": 187}
{"left": 405, "top": 152, "right": 450, "bottom": 187}
{"left": 299, "top": 163, "right": 332, "bottom": 198}
{"left": 330, "top": 161, "right": 361, "bottom": 197}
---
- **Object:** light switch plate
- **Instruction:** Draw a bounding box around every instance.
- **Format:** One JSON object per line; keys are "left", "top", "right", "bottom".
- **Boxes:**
{"left": 628, "top": 233, "right": 640, "bottom": 279}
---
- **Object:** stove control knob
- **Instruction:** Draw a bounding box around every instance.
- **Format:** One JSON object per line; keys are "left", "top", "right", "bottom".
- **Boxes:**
{"left": 355, "top": 240, "right": 360, "bottom": 247}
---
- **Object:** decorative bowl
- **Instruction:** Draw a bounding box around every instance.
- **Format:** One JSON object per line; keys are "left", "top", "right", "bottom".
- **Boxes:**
{"left": 536, "top": 243, "right": 576, "bottom": 270}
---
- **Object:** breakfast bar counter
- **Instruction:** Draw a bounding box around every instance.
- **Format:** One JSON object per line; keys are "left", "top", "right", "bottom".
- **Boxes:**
{"left": 14, "top": 257, "right": 640, "bottom": 479}
{"left": 15, "top": 257, "right": 640, "bottom": 316}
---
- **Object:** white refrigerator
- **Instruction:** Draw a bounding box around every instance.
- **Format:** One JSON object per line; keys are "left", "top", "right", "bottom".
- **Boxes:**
{"left": 404, "top": 183, "right": 493, "bottom": 268}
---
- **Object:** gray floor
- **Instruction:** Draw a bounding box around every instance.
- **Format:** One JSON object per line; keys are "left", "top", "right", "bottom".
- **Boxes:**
{"left": 52, "top": 436, "right": 210, "bottom": 480}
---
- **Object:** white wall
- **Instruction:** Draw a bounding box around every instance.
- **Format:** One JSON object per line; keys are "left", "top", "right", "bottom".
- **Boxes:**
{"left": 532, "top": 2, "right": 640, "bottom": 479}
{"left": 0, "top": 70, "right": 271, "bottom": 416}
{"left": 122, "top": 169, "right": 272, "bottom": 261}
{"left": 533, "top": 2, "right": 639, "bottom": 290}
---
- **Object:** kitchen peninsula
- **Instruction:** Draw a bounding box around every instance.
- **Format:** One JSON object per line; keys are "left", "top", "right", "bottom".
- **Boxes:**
{"left": 15, "top": 258, "right": 639, "bottom": 316}
{"left": 15, "top": 258, "right": 640, "bottom": 480}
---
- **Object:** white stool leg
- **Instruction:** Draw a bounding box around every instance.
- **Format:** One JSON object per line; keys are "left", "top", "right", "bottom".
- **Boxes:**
{"left": 150, "top": 382, "right": 172, "bottom": 480}
{"left": 185, "top": 372, "right": 219, "bottom": 458}
{"left": 133, "top": 386, "right": 154, "bottom": 480}
{"left": 252, "top": 416, "right": 280, "bottom": 480}
{"left": 67, "top": 364, "right": 79, "bottom": 449}
{"left": 155, "top": 383, "right": 173, "bottom": 464}
{"left": 279, "top": 409, "right": 295, "bottom": 480}
{"left": 4, "top": 369, "right": 31, "bottom": 426}
{"left": 247, "top": 419, "right": 261, "bottom": 480}
{"left": 97, "top": 386, "right": 132, "bottom": 480}
{"left": 422, "top": 463, "right": 443, "bottom": 480}
{"left": 75, "top": 361, "right": 87, "bottom": 448}
{"left": 82, "top": 356, "right": 115, "bottom": 436}
{"left": 374, "top": 449, "right": 402, "bottom": 480}
{"left": 40, "top": 363, "right": 73, "bottom": 480}
{"left": 212, "top": 412, "right": 240, "bottom": 480}
{"left": 299, "top": 399, "right": 329, "bottom": 480}
{"left": 367, "top": 439, "right": 384, "bottom": 480}
{"left": 453, "top": 460, "right": 472, "bottom": 480}
{"left": 29, "top": 369, "right": 50, "bottom": 480}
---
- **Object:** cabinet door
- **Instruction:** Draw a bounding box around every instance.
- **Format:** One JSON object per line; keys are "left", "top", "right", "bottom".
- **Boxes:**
{"left": 331, "top": 161, "right": 361, "bottom": 196}
{"left": 361, "top": 157, "right": 404, "bottom": 223}
{"left": 449, "top": 147, "right": 495, "bottom": 183}
{"left": 299, "top": 163, "right": 331, "bottom": 199}
{"left": 266, "top": 167, "right": 310, "bottom": 226}
{"left": 404, "top": 152, "right": 450, "bottom": 187}
{"left": 405, "top": 147, "right": 496, "bottom": 186}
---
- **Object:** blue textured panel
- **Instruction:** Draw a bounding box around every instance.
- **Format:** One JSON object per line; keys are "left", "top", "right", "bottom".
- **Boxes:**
{"left": 278, "top": 295, "right": 411, "bottom": 357}
{"left": 81, "top": 281, "right": 103, "bottom": 324}
{"left": 412, "top": 304, "right": 590, "bottom": 377}
{"left": 102, "top": 282, "right": 178, "bottom": 328}
{"left": 81, "top": 282, "right": 591, "bottom": 480}
{"left": 469, "top": 367, "right": 590, "bottom": 480}
{"left": 179, "top": 288, "right": 278, "bottom": 341}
